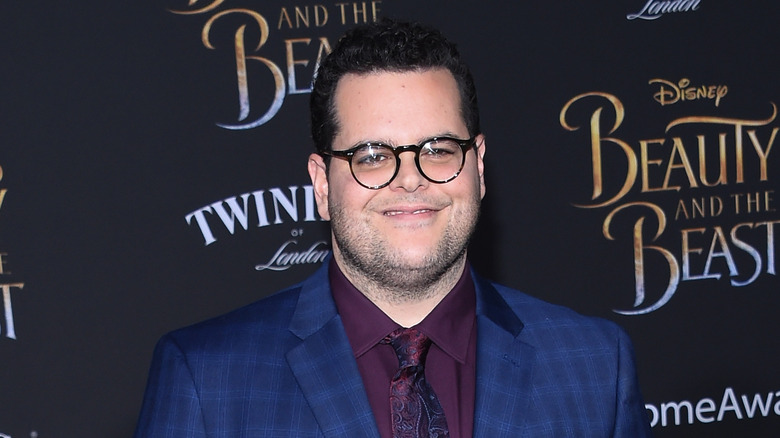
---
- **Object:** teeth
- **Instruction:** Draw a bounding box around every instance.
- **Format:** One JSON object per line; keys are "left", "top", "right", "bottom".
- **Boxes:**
{"left": 385, "top": 209, "right": 431, "bottom": 216}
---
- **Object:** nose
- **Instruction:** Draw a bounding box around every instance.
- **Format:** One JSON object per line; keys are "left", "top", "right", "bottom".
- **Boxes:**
{"left": 390, "top": 151, "right": 427, "bottom": 192}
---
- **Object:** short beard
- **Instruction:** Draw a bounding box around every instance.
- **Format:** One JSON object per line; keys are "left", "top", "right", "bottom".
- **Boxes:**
{"left": 328, "top": 197, "right": 480, "bottom": 304}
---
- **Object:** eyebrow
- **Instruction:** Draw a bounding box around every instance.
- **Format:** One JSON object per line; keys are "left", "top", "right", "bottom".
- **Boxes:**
{"left": 345, "top": 132, "right": 466, "bottom": 149}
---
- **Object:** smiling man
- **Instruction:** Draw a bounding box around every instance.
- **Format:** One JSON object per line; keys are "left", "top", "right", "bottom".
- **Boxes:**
{"left": 309, "top": 67, "right": 484, "bottom": 328}
{"left": 135, "top": 19, "right": 653, "bottom": 438}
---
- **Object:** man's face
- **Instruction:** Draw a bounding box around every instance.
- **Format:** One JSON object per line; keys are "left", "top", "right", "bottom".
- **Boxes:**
{"left": 308, "top": 68, "right": 486, "bottom": 300}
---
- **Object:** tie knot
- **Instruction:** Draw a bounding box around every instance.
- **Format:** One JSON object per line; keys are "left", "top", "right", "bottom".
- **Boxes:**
{"left": 382, "top": 327, "right": 432, "bottom": 368}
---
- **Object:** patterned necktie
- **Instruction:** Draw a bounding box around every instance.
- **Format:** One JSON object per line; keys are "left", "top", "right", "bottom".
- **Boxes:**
{"left": 382, "top": 327, "right": 449, "bottom": 438}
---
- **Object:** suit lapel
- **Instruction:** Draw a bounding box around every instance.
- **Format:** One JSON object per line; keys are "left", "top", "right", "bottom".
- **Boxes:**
{"left": 284, "top": 264, "right": 536, "bottom": 437}
{"left": 472, "top": 273, "right": 536, "bottom": 438}
{"left": 285, "top": 264, "right": 380, "bottom": 438}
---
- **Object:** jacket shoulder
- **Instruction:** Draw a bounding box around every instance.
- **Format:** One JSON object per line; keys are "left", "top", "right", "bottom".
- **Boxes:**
{"left": 487, "top": 280, "right": 627, "bottom": 346}
{"left": 162, "top": 282, "right": 305, "bottom": 355}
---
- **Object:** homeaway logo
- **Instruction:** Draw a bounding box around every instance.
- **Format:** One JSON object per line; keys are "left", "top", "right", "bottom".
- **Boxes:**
{"left": 627, "top": 0, "right": 701, "bottom": 20}
{"left": 646, "top": 386, "right": 780, "bottom": 428}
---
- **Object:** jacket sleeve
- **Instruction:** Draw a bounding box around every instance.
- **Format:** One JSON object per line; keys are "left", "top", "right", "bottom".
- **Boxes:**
{"left": 613, "top": 328, "right": 654, "bottom": 437}
{"left": 133, "top": 335, "right": 207, "bottom": 438}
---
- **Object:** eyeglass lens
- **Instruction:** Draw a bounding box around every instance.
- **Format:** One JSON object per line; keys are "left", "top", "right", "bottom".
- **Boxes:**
{"left": 351, "top": 138, "right": 465, "bottom": 188}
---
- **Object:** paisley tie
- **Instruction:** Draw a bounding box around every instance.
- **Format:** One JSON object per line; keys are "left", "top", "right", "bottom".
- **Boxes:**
{"left": 383, "top": 327, "right": 449, "bottom": 438}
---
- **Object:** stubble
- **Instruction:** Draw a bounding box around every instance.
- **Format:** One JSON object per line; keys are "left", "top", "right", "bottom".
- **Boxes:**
{"left": 328, "top": 194, "right": 481, "bottom": 304}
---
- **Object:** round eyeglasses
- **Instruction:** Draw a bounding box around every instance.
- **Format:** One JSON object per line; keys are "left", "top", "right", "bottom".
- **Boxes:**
{"left": 320, "top": 136, "right": 477, "bottom": 189}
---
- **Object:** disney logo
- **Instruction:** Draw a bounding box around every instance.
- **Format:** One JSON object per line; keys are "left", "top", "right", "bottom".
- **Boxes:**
{"left": 650, "top": 78, "right": 728, "bottom": 107}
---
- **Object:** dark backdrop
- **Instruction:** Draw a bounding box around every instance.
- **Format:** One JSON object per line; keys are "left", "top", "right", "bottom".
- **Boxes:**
{"left": 1, "top": 1, "right": 778, "bottom": 436}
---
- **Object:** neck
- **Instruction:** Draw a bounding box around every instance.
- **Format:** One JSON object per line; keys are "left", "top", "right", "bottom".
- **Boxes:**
{"left": 334, "top": 252, "right": 467, "bottom": 327}
{"left": 371, "top": 291, "right": 451, "bottom": 328}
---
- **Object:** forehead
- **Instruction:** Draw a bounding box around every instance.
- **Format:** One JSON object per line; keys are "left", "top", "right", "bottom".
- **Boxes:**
{"left": 332, "top": 68, "right": 467, "bottom": 146}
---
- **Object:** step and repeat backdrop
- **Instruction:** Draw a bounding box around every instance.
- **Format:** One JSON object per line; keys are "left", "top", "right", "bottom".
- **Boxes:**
{"left": 1, "top": 1, "right": 778, "bottom": 437}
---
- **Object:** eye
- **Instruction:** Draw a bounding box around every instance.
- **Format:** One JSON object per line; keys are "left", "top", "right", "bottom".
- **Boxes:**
{"left": 353, "top": 145, "right": 393, "bottom": 167}
{"left": 421, "top": 140, "right": 459, "bottom": 159}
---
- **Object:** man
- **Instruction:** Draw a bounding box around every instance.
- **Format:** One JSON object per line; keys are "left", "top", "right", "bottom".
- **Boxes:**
{"left": 135, "top": 19, "right": 653, "bottom": 437}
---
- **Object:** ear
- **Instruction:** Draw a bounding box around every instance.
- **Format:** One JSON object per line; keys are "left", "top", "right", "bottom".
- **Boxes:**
{"left": 475, "top": 134, "right": 487, "bottom": 199}
{"left": 308, "top": 153, "right": 331, "bottom": 220}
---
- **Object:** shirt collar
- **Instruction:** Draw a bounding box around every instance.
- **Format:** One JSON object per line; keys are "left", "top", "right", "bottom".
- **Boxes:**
{"left": 415, "top": 264, "right": 475, "bottom": 364}
{"left": 330, "top": 258, "right": 476, "bottom": 363}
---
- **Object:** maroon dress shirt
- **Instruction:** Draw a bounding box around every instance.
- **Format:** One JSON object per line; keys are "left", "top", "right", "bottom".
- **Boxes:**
{"left": 330, "top": 259, "right": 477, "bottom": 438}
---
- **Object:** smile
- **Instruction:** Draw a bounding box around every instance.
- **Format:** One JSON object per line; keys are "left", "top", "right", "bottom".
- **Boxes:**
{"left": 384, "top": 209, "right": 433, "bottom": 216}
{"left": 384, "top": 208, "right": 437, "bottom": 216}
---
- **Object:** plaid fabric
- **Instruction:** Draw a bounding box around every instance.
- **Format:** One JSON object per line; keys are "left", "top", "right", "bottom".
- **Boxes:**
{"left": 134, "top": 262, "right": 652, "bottom": 437}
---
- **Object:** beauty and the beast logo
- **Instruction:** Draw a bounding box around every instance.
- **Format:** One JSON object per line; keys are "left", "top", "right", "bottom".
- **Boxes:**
{"left": 169, "top": 0, "right": 384, "bottom": 129}
{"left": 0, "top": 164, "right": 24, "bottom": 340}
{"left": 560, "top": 79, "right": 778, "bottom": 315}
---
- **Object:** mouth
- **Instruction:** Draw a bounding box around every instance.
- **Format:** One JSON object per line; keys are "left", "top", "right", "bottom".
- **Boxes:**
{"left": 384, "top": 208, "right": 435, "bottom": 216}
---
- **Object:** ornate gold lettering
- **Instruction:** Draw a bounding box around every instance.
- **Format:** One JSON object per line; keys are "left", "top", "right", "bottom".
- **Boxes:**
{"left": 650, "top": 77, "right": 728, "bottom": 107}
{"left": 681, "top": 228, "right": 720, "bottom": 281}
{"left": 335, "top": 1, "right": 382, "bottom": 25}
{"left": 662, "top": 137, "right": 699, "bottom": 191}
{"left": 640, "top": 139, "right": 675, "bottom": 193}
{"left": 202, "top": 9, "right": 285, "bottom": 129}
{"left": 169, "top": 0, "right": 225, "bottom": 15}
{"left": 730, "top": 223, "right": 762, "bottom": 287}
{"left": 603, "top": 202, "right": 678, "bottom": 314}
{"left": 278, "top": 5, "right": 329, "bottom": 29}
{"left": 666, "top": 103, "right": 777, "bottom": 183}
{"left": 562, "top": 86, "right": 779, "bottom": 314}
{"left": 698, "top": 133, "right": 728, "bottom": 187}
{"left": 0, "top": 164, "right": 5, "bottom": 211}
{"left": 1, "top": 283, "right": 23, "bottom": 340}
{"left": 560, "top": 93, "right": 636, "bottom": 208}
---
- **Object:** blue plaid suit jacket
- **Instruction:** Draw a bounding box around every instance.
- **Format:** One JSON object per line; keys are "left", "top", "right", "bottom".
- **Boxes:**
{"left": 134, "top": 262, "right": 652, "bottom": 437}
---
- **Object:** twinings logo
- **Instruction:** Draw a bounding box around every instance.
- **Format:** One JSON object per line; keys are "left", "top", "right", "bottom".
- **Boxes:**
{"left": 650, "top": 78, "right": 728, "bottom": 107}
{"left": 627, "top": 0, "right": 701, "bottom": 20}
{"left": 255, "top": 239, "right": 329, "bottom": 271}
{"left": 169, "top": 0, "right": 384, "bottom": 129}
{"left": 560, "top": 90, "right": 778, "bottom": 315}
{"left": 185, "top": 185, "right": 331, "bottom": 271}
{"left": 185, "top": 185, "right": 321, "bottom": 245}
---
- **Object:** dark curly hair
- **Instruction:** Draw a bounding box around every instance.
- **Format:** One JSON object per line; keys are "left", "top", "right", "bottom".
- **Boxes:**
{"left": 310, "top": 19, "right": 480, "bottom": 153}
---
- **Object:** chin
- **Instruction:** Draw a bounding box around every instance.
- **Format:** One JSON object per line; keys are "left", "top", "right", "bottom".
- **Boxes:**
{"left": 389, "top": 247, "right": 441, "bottom": 269}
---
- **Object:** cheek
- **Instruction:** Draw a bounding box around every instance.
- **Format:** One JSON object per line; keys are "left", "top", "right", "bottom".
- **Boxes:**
{"left": 453, "top": 170, "right": 483, "bottom": 201}
{"left": 327, "top": 179, "right": 371, "bottom": 217}
{"left": 463, "top": 163, "right": 485, "bottom": 200}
